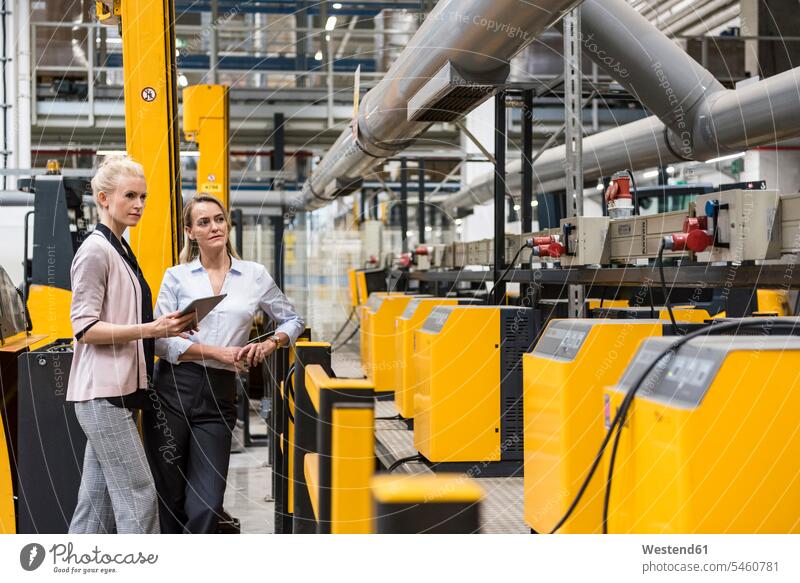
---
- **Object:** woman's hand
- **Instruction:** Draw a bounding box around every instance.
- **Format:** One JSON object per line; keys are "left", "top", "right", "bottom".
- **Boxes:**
{"left": 213, "top": 346, "right": 249, "bottom": 372}
{"left": 235, "top": 340, "right": 277, "bottom": 368}
{"left": 148, "top": 311, "right": 197, "bottom": 339}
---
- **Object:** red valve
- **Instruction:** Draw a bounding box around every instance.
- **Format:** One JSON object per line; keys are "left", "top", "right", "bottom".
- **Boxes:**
{"left": 526, "top": 235, "right": 558, "bottom": 247}
{"left": 398, "top": 253, "right": 412, "bottom": 268}
{"left": 532, "top": 242, "right": 565, "bottom": 258}
{"left": 414, "top": 245, "right": 430, "bottom": 256}
{"left": 665, "top": 217, "right": 713, "bottom": 252}
{"left": 685, "top": 228, "right": 714, "bottom": 252}
{"left": 608, "top": 174, "right": 632, "bottom": 201}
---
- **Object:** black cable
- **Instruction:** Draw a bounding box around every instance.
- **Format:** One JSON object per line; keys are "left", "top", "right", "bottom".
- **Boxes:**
{"left": 657, "top": 239, "right": 683, "bottom": 334}
{"left": 283, "top": 365, "right": 296, "bottom": 423}
{"left": 330, "top": 306, "right": 356, "bottom": 345}
{"left": 600, "top": 317, "right": 800, "bottom": 533}
{"left": 333, "top": 324, "right": 360, "bottom": 350}
{"left": 375, "top": 414, "right": 402, "bottom": 421}
{"left": 15, "top": 286, "right": 32, "bottom": 332}
{"left": 486, "top": 243, "right": 529, "bottom": 305}
{"left": 648, "top": 285, "right": 656, "bottom": 318}
{"left": 387, "top": 454, "right": 423, "bottom": 472}
{"left": 625, "top": 169, "right": 639, "bottom": 216}
{"left": 284, "top": 364, "right": 296, "bottom": 401}
{"left": 549, "top": 316, "right": 798, "bottom": 534}
{"left": 246, "top": 329, "right": 276, "bottom": 345}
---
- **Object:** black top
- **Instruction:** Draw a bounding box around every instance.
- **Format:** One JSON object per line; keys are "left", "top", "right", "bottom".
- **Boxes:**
{"left": 94, "top": 223, "right": 155, "bottom": 392}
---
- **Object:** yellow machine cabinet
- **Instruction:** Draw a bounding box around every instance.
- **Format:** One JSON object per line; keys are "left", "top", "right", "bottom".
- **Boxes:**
{"left": 0, "top": 408, "right": 13, "bottom": 533}
{"left": 361, "top": 293, "right": 417, "bottom": 393}
{"left": 522, "top": 318, "right": 666, "bottom": 534}
{"left": 604, "top": 335, "right": 800, "bottom": 533}
{"left": 183, "top": 84, "right": 230, "bottom": 208}
{"left": 355, "top": 268, "right": 387, "bottom": 306}
{"left": 590, "top": 305, "right": 713, "bottom": 323}
{"left": 358, "top": 292, "right": 393, "bottom": 374}
{"left": 394, "top": 297, "right": 460, "bottom": 419}
{"left": 413, "top": 306, "right": 536, "bottom": 466}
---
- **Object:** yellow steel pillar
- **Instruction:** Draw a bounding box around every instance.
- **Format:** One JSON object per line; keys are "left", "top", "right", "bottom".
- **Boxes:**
{"left": 100, "top": 0, "right": 183, "bottom": 294}
{"left": 183, "top": 84, "right": 230, "bottom": 209}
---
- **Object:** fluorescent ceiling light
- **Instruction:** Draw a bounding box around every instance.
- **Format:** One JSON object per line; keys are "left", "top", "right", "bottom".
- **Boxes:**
{"left": 513, "top": 204, "right": 521, "bottom": 211}
{"left": 314, "top": 50, "right": 323, "bottom": 61}
{"left": 705, "top": 152, "right": 745, "bottom": 164}
{"left": 642, "top": 170, "right": 659, "bottom": 179}
{"left": 333, "top": 2, "right": 342, "bottom": 9}
{"left": 325, "top": 16, "right": 337, "bottom": 31}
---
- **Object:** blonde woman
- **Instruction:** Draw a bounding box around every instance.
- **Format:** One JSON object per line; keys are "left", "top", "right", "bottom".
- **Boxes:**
{"left": 67, "top": 156, "right": 196, "bottom": 534}
{"left": 143, "top": 194, "right": 304, "bottom": 534}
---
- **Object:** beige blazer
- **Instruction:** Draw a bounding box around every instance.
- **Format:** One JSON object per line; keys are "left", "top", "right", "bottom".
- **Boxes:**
{"left": 66, "top": 231, "right": 148, "bottom": 402}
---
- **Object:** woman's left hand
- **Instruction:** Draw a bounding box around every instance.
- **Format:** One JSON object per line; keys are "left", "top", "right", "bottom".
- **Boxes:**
{"left": 235, "top": 340, "right": 277, "bottom": 368}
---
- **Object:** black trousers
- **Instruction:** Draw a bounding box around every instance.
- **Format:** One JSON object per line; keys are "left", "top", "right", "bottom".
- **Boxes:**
{"left": 142, "top": 360, "right": 237, "bottom": 534}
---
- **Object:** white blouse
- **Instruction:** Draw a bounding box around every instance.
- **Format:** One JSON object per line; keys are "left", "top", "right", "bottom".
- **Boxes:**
{"left": 154, "top": 256, "right": 304, "bottom": 371}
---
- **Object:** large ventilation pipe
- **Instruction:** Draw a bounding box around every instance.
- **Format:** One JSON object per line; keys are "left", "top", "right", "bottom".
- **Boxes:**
{"left": 298, "top": 0, "right": 583, "bottom": 211}
{"left": 442, "top": 0, "right": 800, "bottom": 213}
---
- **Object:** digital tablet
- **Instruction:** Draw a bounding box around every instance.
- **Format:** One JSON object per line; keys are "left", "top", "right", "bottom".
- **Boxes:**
{"left": 178, "top": 294, "right": 227, "bottom": 329}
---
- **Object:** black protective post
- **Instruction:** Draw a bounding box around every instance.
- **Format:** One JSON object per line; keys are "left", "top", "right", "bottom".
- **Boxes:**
{"left": 658, "top": 166, "right": 669, "bottom": 186}
{"left": 371, "top": 191, "right": 380, "bottom": 220}
{"left": 272, "top": 112, "right": 285, "bottom": 188}
{"left": 521, "top": 89, "right": 533, "bottom": 234}
{"left": 230, "top": 208, "right": 244, "bottom": 258}
{"left": 418, "top": 159, "right": 426, "bottom": 245}
{"left": 272, "top": 216, "right": 285, "bottom": 290}
{"left": 493, "top": 92, "right": 507, "bottom": 305}
{"left": 400, "top": 158, "right": 409, "bottom": 253}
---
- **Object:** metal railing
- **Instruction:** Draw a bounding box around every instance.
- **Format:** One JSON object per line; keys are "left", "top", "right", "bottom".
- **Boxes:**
{"left": 30, "top": 20, "right": 395, "bottom": 127}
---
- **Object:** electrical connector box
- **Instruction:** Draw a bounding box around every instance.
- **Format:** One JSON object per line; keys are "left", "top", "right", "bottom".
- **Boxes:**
{"left": 609, "top": 210, "right": 689, "bottom": 264}
{"left": 695, "top": 189, "right": 781, "bottom": 262}
{"left": 559, "top": 216, "right": 610, "bottom": 266}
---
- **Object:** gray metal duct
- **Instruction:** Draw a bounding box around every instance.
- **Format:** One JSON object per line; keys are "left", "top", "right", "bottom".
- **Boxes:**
{"left": 442, "top": 0, "right": 800, "bottom": 213}
{"left": 446, "top": 115, "right": 679, "bottom": 210}
{"left": 298, "top": 0, "right": 582, "bottom": 211}
{"left": 574, "top": 0, "right": 724, "bottom": 159}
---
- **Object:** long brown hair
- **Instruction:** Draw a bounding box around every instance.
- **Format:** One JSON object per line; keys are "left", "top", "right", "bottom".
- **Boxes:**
{"left": 179, "top": 195, "right": 241, "bottom": 263}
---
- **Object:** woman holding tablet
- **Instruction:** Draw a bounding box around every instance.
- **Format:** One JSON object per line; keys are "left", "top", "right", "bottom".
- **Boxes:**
{"left": 142, "top": 194, "right": 304, "bottom": 534}
{"left": 68, "top": 156, "right": 195, "bottom": 534}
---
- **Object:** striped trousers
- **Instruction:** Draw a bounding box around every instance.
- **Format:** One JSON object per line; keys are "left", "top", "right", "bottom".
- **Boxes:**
{"left": 69, "top": 398, "right": 160, "bottom": 534}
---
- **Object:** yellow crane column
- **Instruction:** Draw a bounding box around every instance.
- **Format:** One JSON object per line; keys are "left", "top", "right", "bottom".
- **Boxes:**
{"left": 98, "top": 0, "right": 184, "bottom": 293}
{"left": 183, "top": 84, "right": 230, "bottom": 209}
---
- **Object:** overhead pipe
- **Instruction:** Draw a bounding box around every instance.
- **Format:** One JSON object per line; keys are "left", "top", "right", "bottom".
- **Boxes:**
{"left": 298, "top": 0, "right": 583, "bottom": 211}
{"left": 679, "top": 4, "right": 741, "bottom": 37}
{"left": 442, "top": 0, "right": 800, "bottom": 213}
{"left": 663, "top": 0, "right": 738, "bottom": 36}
